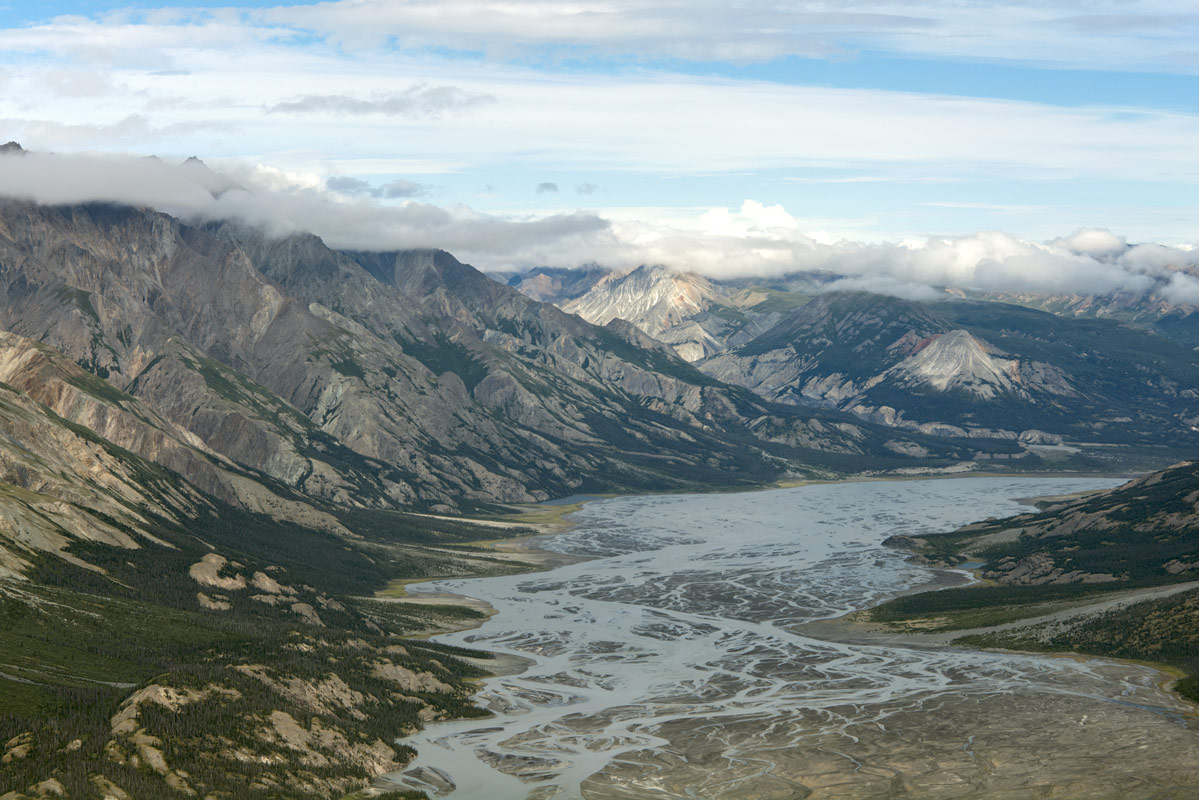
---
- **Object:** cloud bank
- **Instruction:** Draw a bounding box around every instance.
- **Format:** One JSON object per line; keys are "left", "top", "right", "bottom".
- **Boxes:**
{"left": 0, "top": 151, "right": 1194, "bottom": 305}
{"left": 602, "top": 200, "right": 1199, "bottom": 304}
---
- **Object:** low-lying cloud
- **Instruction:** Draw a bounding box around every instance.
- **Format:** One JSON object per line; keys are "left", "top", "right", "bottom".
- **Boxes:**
{"left": 600, "top": 200, "right": 1198, "bottom": 304}
{"left": 0, "top": 151, "right": 1194, "bottom": 306}
{"left": 0, "top": 150, "right": 609, "bottom": 261}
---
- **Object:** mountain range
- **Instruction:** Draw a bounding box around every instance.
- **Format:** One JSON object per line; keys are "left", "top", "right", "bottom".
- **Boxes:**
{"left": 510, "top": 263, "right": 1199, "bottom": 453}
{"left": 0, "top": 186, "right": 1013, "bottom": 582}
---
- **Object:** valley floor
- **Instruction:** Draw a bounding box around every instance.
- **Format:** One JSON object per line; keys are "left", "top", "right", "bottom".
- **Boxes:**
{"left": 375, "top": 478, "right": 1199, "bottom": 800}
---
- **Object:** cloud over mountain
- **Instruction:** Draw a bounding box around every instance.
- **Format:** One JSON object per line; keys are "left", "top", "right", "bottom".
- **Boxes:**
{"left": 0, "top": 150, "right": 1193, "bottom": 303}
{"left": 0, "top": 149, "right": 610, "bottom": 261}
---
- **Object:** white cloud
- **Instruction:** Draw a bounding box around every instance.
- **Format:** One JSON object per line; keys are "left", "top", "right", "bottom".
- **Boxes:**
{"left": 0, "top": 150, "right": 610, "bottom": 260}
{"left": 597, "top": 201, "right": 1198, "bottom": 302}
{"left": 0, "top": 150, "right": 1195, "bottom": 307}
{"left": 256, "top": 0, "right": 1199, "bottom": 73}
{"left": 1053, "top": 228, "right": 1128, "bottom": 258}
{"left": 266, "top": 85, "right": 496, "bottom": 117}
{"left": 326, "top": 175, "right": 428, "bottom": 198}
{"left": 1161, "top": 272, "right": 1199, "bottom": 304}
{"left": 0, "top": 9, "right": 1193, "bottom": 184}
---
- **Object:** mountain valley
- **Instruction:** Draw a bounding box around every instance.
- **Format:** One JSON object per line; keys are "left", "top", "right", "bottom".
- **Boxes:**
{"left": 0, "top": 185, "right": 999, "bottom": 800}
{"left": 0, "top": 153, "right": 1196, "bottom": 800}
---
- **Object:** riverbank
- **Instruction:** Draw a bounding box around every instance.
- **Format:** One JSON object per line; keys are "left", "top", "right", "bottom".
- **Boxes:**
{"left": 800, "top": 570, "right": 1199, "bottom": 717}
{"left": 803, "top": 580, "right": 1199, "bottom": 647}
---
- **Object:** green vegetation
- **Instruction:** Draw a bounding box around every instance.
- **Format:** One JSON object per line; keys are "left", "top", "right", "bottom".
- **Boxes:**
{"left": 0, "top": 485, "right": 532, "bottom": 800}
{"left": 735, "top": 287, "right": 813, "bottom": 315}
{"left": 871, "top": 460, "right": 1199, "bottom": 704}
{"left": 956, "top": 585, "right": 1199, "bottom": 691}
{"left": 399, "top": 333, "right": 488, "bottom": 391}
{"left": 63, "top": 369, "right": 136, "bottom": 406}
{"left": 872, "top": 580, "right": 1160, "bottom": 631}
{"left": 52, "top": 285, "right": 100, "bottom": 323}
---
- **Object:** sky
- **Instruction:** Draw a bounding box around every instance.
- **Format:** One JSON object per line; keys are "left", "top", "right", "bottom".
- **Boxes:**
{"left": 0, "top": 1, "right": 1196, "bottom": 292}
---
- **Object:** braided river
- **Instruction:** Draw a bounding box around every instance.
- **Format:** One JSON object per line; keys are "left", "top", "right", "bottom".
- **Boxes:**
{"left": 390, "top": 477, "right": 1199, "bottom": 799}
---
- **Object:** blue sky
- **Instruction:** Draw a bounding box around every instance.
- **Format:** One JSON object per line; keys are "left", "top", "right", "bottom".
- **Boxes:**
{"left": 0, "top": 1, "right": 1194, "bottom": 276}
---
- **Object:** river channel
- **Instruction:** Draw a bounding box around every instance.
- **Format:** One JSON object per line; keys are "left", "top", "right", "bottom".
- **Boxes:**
{"left": 389, "top": 477, "right": 1199, "bottom": 799}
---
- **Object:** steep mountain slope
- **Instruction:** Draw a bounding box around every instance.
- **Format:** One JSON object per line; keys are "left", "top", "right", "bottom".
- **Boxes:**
{"left": 0, "top": 201, "right": 441, "bottom": 507}
{"left": 0, "top": 331, "right": 351, "bottom": 531}
{"left": 701, "top": 291, "right": 1199, "bottom": 447}
{"left": 0, "top": 350, "right": 201, "bottom": 579}
{"left": 0, "top": 200, "right": 969, "bottom": 514}
{"left": 0, "top": 341, "right": 542, "bottom": 799}
{"left": 330, "top": 247, "right": 969, "bottom": 473}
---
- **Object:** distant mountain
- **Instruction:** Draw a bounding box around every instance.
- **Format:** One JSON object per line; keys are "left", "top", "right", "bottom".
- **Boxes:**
{"left": 177, "top": 156, "right": 246, "bottom": 197}
{"left": 560, "top": 265, "right": 787, "bottom": 361}
{"left": 505, "top": 265, "right": 611, "bottom": 303}
{"left": 960, "top": 285, "right": 1199, "bottom": 348}
{"left": 703, "top": 291, "right": 1199, "bottom": 447}
{"left": 506, "top": 263, "right": 1199, "bottom": 451}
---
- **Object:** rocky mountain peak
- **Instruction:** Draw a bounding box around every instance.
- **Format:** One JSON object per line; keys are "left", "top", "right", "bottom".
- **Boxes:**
{"left": 888, "top": 329, "right": 1018, "bottom": 398}
{"left": 564, "top": 265, "right": 719, "bottom": 333}
{"left": 0, "top": 141, "right": 26, "bottom": 155}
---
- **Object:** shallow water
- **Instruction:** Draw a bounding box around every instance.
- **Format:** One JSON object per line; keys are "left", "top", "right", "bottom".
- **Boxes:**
{"left": 389, "top": 477, "right": 1199, "bottom": 799}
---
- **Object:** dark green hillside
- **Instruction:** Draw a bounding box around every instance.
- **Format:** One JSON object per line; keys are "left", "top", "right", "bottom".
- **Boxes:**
{"left": 873, "top": 460, "right": 1199, "bottom": 701}
{"left": 1, "top": 480, "right": 535, "bottom": 800}
{"left": 736, "top": 291, "right": 946, "bottom": 366}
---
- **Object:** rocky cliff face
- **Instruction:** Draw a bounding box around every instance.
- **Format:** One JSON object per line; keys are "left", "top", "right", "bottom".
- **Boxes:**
{"left": 0, "top": 333, "right": 204, "bottom": 579}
